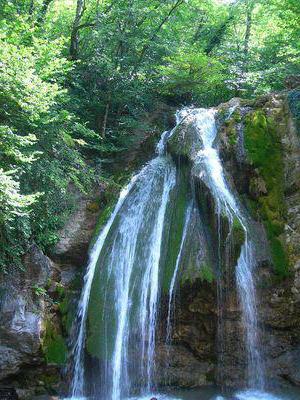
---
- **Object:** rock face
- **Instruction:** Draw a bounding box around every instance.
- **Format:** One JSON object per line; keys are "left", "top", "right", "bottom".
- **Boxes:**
{"left": 0, "top": 245, "right": 51, "bottom": 381}
{"left": 0, "top": 245, "right": 64, "bottom": 400}
{"left": 51, "top": 190, "right": 104, "bottom": 267}
{"left": 0, "top": 191, "right": 103, "bottom": 398}
{"left": 155, "top": 281, "right": 217, "bottom": 387}
{"left": 159, "top": 89, "right": 300, "bottom": 389}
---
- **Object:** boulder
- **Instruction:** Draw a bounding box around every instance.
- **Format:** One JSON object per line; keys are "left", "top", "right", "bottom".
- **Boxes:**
{"left": 0, "top": 245, "right": 52, "bottom": 381}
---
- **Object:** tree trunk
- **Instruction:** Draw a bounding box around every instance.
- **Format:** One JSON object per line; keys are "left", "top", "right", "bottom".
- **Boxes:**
{"left": 243, "top": 0, "right": 254, "bottom": 73}
{"left": 36, "top": 0, "right": 54, "bottom": 25}
{"left": 102, "top": 93, "right": 112, "bottom": 137}
{"left": 70, "top": 0, "right": 86, "bottom": 59}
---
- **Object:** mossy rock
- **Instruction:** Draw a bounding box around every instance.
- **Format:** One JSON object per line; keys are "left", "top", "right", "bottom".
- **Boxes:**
{"left": 167, "top": 121, "right": 202, "bottom": 160}
{"left": 42, "top": 320, "right": 67, "bottom": 365}
{"left": 231, "top": 216, "right": 245, "bottom": 260}
{"left": 161, "top": 164, "right": 191, "bottom": 293}
{"left": 199, "top": 262, "right": 215, "bottom": 283}
{"left": 244, "top": 109, "right": 289, "bottom": 277}
{"left": 87, "top": 201, "right": 101, "bottom": 213}
{"left": 222, "top": 115, "right": 239, "bottom": 148}
{"left": 58, "top": 292, "right": 77, "bottom": 334}
{"left": 89, "top": 202, "right": 116, "bottom": 249}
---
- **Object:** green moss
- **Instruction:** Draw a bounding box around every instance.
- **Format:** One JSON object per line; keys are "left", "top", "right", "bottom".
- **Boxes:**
{"left": 55, "top": 283, "right": 65, "bottom": 299}
{"left": 269, "top": 237, "right": 289, "bottom": 277}
{"left": 58, "top": 294, "right": 75, "bottom": 334}
{"left": 89, "top": 203, "right": 115, "bottom": 249}
{"left": 222, "top": 109, "right": 242, "bottom": 147}
{"left": 161, "top": 165, "right": 190, "bottom": 293}
{"left": 232, "top": 216, "right": 245, "bottom": 245}
{"left": 244, "top": 110, "right": 289, "bottom": 277}
{"left": 230, "top": 111, "right": 242, "bottom": 144}
{"left": 227, "top": 120, "right": 238, "bottom": 146}
{"left": 232, "top": 109, "right": 242, "bottom": 123}
{"left": 42, "top": 373, "right": 60, "bottom": 386}
{"left": 89, "top": 175, "right": 133, "bottom": 250}
{"left": 86, "top": 263, "right": 103, "bottom": 358}
{"left": 86, "top": 258, "right": 117, "bottom": 359}
{"left": 199, "top": 262, "right": 214, "bottom": 283}
{"left": 42, "top": 321, "right": 67, "bottom": 365}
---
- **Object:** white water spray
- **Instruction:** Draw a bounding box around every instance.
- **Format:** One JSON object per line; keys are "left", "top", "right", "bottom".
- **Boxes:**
{"left": 192, "top": 108, "right": 265, "bottom": 388}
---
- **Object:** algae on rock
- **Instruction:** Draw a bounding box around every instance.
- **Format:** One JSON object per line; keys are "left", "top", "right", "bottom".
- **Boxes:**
{"left": 244, "top": 109, "right": 289, "bottom": 277}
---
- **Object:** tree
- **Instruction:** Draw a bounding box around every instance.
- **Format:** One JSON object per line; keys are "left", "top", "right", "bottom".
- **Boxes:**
{"left": 70, "top": 0, "right": 87, "bottom": 59}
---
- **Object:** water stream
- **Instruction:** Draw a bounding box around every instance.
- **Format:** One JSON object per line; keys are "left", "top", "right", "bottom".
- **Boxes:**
{"left": 191, "top": 108, "right": 265, "bottom": 388}
{"left": 68, "top": 108, "right": 268, "bottom": 400}
{"left": 70, "top": 129, "right": 177, "bottom": 400}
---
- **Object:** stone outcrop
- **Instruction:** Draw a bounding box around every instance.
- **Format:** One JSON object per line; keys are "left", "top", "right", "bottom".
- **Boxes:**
{"left": 0, "top": 191, "right": 102, "bottom": 398}
{"left": 160, "top": 89, "right": 300, "bottom": 389}
{"left": 0, "top": 245, "right": 51, "bottom": 381}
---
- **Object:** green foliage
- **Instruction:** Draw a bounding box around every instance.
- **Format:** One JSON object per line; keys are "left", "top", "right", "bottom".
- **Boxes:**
{"left": 157, "top": 49, "right": 229, "bottom": 106}
{"left": 0, "top": 21, "right": 103, "bottom": 269}
{"left": 32, "top": 284, "right": 47, "bottom": 297}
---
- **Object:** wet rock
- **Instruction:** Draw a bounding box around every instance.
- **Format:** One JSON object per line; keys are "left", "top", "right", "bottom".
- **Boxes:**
{"left": 165, "top": 90, "right": 300, "bottom": 389}
{"left": 266, "top": 346, "right": 300, "bottom": 386}
{"left": 15, "top": 389, "right": 35, "bottom": 400}
{"left": 51, "top": 194, "right": 101, "bottom": 266}
{"left": 155, "top": 344, "right": 214, "bottom": 387}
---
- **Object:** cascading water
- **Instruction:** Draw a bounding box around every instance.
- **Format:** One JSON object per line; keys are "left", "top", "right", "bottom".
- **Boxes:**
{"left": 69, "top": 174, "right": 140, "bottom": 398}
{"left": 191, "top": 108, "right": 265, "bottom": 389}
{"left": 68, "top": 107, "right": 267, "bottom": 400}
{"left": 69, "top": 128, "right": 177, "bottom": 400}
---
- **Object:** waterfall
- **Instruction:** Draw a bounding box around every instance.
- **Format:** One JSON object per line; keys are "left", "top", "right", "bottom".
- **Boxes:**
{"left": 68, "top": 107, "right": 265, "bottom": 400}
{"left": 69, "top": 173, "right": 140, "bottom": 398}
{"left": 69, "top": 129, "right": 177, "bottom": 400}
{"left": 192, "top": 108, "right": 265, "bottom": 388}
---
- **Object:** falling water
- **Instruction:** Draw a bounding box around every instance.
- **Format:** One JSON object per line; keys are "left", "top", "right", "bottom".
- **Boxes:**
{"left": 69, "top": 128, "right": 177, "bottom": 400}
{"left": 69, "top": 107, "right": 265, "bottom": 400}
{"left": 70, "top": 173, "right": 140, "bottom": 398}
{"left": 166, "top": 202, "right": 192, "bottom": 343}
{"left": 192, "top": 108, "right": 265, "bottom": 388}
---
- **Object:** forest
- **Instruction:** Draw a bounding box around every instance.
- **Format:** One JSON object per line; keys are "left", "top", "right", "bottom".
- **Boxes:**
{"left": 0, "top": 0, "right": 299, "bottom": 269}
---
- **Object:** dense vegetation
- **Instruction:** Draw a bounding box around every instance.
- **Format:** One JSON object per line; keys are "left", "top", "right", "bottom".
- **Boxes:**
{"left": 0, "top": 0, "right": 299, "bottom": 270}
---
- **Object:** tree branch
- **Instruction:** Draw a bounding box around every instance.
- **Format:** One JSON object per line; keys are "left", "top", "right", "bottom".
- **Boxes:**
{"left": 36, "top": 0, "right": 54, "bottom": 26}
{"left": 131, "top": 0, "right": 185, "bottom": 75}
